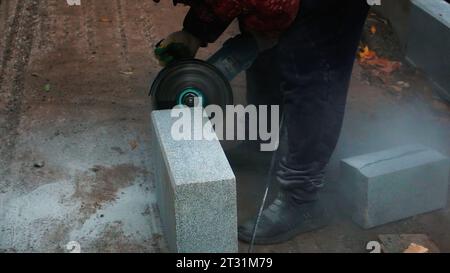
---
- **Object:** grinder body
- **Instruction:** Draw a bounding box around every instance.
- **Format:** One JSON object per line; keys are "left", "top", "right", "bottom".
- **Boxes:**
{"left": 207, "top": 34, "right": 259, "bottom": 82}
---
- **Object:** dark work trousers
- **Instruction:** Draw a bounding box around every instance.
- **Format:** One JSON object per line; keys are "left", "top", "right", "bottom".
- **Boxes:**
{"left": 246, "top": 0, "right": 370, "bottom": 202}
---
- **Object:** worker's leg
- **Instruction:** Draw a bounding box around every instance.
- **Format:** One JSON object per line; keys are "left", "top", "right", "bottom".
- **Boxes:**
{"left": 239, "top": 0, "right": 370, "bottom": 244}
{"left": 229, "top": 46, "right": 282, "bottom": 152}
{"left": 246, "top": 48, "right": 282, "bottom": 107}
{"left": 278, "top": 0, "right": 371, "bottom": 201}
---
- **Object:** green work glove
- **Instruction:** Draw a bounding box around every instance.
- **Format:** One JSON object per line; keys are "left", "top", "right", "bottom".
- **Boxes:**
{"left": 154, "top": 31, "right": 201, "bottom": 66}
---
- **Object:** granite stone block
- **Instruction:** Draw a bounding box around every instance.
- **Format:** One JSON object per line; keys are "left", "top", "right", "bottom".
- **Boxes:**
{"left": 151, "top": 109, "right": 237, "bottom": 253}
{"left": 341, "top": 145, "right": 449, "bottom": 229}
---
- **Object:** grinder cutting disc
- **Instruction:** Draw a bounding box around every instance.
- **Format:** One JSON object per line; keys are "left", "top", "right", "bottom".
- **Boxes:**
{"left": 150, "top": 59, "right": 233, "bottom": 110}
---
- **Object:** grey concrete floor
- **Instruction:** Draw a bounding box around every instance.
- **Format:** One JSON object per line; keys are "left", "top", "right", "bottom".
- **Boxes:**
{"left": 1, "top": 1, "right": 449, "bottom": 253}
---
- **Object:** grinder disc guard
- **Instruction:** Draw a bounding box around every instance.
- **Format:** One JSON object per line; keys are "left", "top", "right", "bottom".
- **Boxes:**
{"left": 150, "top": 59, "right": 233, "bottom": 110}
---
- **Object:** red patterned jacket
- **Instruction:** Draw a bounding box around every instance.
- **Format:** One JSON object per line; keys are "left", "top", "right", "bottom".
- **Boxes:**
{"left": 174, "top": 0, "right": 301, "bottom": 44}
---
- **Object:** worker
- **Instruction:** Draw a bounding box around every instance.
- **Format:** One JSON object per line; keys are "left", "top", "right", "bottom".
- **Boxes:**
{"left": 153, "top": 0, "right": 370, "bottom": 245}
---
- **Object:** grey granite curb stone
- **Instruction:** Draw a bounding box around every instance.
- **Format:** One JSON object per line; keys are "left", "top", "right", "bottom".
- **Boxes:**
{"left": 151, "top": 108, "right": 237, "bottom": 253}
{"left": 374, "top": 0, "right": 450, "bottom": 102}
{"left": 340, "top": 144, "right": 449, "bottom": 229}
{"left": 407, "top": 0, "right": 450, "bottom": 102}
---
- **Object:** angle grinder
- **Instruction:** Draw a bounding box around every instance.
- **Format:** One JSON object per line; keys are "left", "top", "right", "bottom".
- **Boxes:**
{"left": 150, "top": 33, "right": 272, "bottom": 253}
{"left": 150, "top": 34, "right": 259, "bottom": 110}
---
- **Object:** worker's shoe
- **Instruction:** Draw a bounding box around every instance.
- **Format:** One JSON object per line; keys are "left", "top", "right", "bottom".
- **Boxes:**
{"left": 238, "top": 191, "right": 330, "bottom": 245}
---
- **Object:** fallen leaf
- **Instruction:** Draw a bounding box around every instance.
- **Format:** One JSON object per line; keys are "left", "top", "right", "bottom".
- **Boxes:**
{"left": 370, "top": 25, "right": 377, "bottom": 35}
{"left": 396, "top": 81, "right": 410, "bottom": 88}
{"left": 390, "top": 85, "right": 403, "bottom": 93}
{"left": 129, "top": 140, "right": 138, "bottom": 150}
{"left": 120, "top": 71, "right": 134, "bottom": 76}
{"left": 364, "top": 58, "right": 402, "bottom": 74}
{"left": 404, "top": 243, "right": 429, "bottom": 253}
{"left": 359, "top": 46, "right": 376, "bottom": 60}
{"left": 99, "top": 17, "right": 112, "bottom": 23}
{"left": 44, "top": 83, "right": 51, "bottom": 92}
{"left": 358, "top": 45, "right": 402, "bottom": 75}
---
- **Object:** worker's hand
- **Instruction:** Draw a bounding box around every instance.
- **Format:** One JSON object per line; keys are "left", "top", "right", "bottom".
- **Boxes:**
{"left": 154, "top": 31, "right": 201, "bottom": 66}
